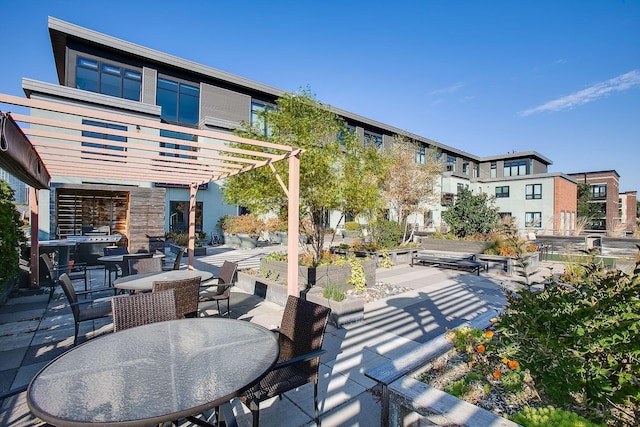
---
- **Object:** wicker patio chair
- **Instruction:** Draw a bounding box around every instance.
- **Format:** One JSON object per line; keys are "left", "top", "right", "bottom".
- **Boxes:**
{"left": 163, "top": 247, "right": 186, "bottom": 271}
{"left": 58, "top": 273, "right": 112, "bottom": 345}
{"left": 120, "top": 253, "right": 154, "bottom": 276}
{"left": 103, "top": 246, "right": 128, "bottom": 285}
{"left": 239, "top": 295, "right": 331, "bottom": 427}
{"left": 198, "top": 260, "right": 237, "bottom": 317}
{"left": 40, "top": 253, "right": 88, "bottom": 300}
{"left": 110, "top": 289, "right": 178, "bottom": 332}
{"left": 127, "top": 256, "right": 162, "bottom": 275}
{"left": 152, "top": 276, "right": 201, "bottom": 318}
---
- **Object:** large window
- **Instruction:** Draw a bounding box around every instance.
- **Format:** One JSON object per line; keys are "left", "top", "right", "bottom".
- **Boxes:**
{"left": 250, "top": 101, "right": 274, "bottom": 136}
{"left": 363, "top": 131, "right": 383, "bottom": 148}
{"left": 504, "top": 160, "right": 528, "bottom": 176}
{"left": 156, "top": 77, "right": 199, "bottom": 124}
{"left": 160, "top": 130, "right": 197, "bottom": 159}
{"left": 446, "top": 155, "right": 457, "bottom": 172}
{"left": 495, "top": 186, "right": 510, "bottom": 198}
{"left": 416, "top": 146, "right": 425, "bottom": 164}
{"left": 591, "top": 184, "right": 607, "bottom": 199}
{"left": 81, "top": 119, "right": 126, "bottom": 161}
{"left": 169, "top": 201, "right": 203, "bottom": 232}
{"left": 76, "top": 57, "right": 141, "bottom": 101}
{"left": 525, "top": 212, "right": 542, "bottom": 227}
{"left": 525, "top": 184, "right": 542, "bottom": 199}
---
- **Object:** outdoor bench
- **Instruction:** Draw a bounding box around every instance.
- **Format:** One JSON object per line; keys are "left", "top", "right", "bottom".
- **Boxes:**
{"left": 410, "top": 254, "right": 486, "bottom": 275}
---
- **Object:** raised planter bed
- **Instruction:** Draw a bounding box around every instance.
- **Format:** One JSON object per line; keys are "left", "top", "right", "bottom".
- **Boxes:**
{"left": 364, "top": 310, "right": 511, "bottom": 427}
{"left": 260, "top": 259, "right": 376, "bottom": 292}
{"left": 330, "top": 247, "right": 419, "bottom": 267}
{"left": 305, "top": 287, "right": 364, "bottom": 328}
{"left": 236, "top": 271, "right": 293, "bottom": 306}
{"left": 418, "top": 239, "right": 490, "bottom": 254}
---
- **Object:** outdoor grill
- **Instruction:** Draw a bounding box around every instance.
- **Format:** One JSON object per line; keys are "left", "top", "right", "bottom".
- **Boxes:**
{"left": 66, "top": 226, "right": 122, "bottom": 265}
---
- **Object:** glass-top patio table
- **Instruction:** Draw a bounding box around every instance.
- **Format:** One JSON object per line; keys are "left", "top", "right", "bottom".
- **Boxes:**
{"left": 113, "top": 269, "right": 214, "bottom": 292}
{"left": 27, "top": 318, "right": 279, "bottom": 426}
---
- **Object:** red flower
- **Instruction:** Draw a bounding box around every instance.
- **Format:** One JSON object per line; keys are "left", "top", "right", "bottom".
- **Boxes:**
{"left": 476, "top": 344, "right": 485, "bottom": 353}
{"left": 493, "top": 370, "right": 502, "bottom": 379}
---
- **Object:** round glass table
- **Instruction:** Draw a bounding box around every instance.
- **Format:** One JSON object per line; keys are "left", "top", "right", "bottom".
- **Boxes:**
{"left": 27, "top": 318, "right": 279, "bottom": 426}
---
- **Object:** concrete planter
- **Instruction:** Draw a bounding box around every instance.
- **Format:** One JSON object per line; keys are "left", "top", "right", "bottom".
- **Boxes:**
{"left": 236, "top": 271, "right": 294, "bottom": 306}
{"left": 364, "top": 310, "right": 517, "bottom": 427}
{"left": 331, "top": 248, "right": 420, "bottom": 266}
{"left": 237, "top": 233, "right": 259, "bottom": 249}
{"left": 419, "top": 238, "right": 490, "bottom": 254}
{"left": 260, "top": 259, "right": 377, "bottom": 291}
{"left": 306, "top": 287, "right": 364, "bottom": 328}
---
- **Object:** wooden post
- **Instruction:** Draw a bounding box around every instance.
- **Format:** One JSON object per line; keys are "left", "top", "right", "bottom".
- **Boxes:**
{"left": 29, "top": 188, "right": 39, "bottom": 287}
{"left": 188, "top": 183, "right": 198, "bottom": 270}
{"left": 287, "top": 153, "right": 300, "bottom": 296}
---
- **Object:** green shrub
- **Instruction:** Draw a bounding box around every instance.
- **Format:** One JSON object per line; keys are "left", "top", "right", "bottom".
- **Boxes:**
{"left": 496, "top": 260, "right": 640, "bottom": 425}
{"left": 509, "top": 406, "right": 604, "bottom": 427}
{"left": 0, "top": 180, "right": 25, "bottom": 292}
{"left": 344, "top": 221, "right": 361, "bottom": 231}
{"left": 369, "top": 219, "right": 404, "bottom": 249}
{"left": 322, "top": 284, "right": 345, "bottom": 302}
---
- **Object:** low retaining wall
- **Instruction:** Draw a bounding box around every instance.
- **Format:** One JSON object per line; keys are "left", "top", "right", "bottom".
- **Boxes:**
{"left": 236, "top": 271, "right": 292, "bottom": 306}
{"left": 261, "top": 259, "right": 376, "bottom": 291}
{"left": 364, "top": 310, "right": 516, "bottom": 427}
{"left": 330, "top": 248, "right": 419, "bottom": 267}
{"left": 306, "top": 287, "right": 364, "bottom": 328}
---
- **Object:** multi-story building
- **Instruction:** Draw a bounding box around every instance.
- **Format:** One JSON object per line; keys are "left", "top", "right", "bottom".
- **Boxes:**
{"left": 569, "top": 170, "right": 638, "bottom": 235}
{"left": 17, "top": 17, "right": 579, "bottom": 242}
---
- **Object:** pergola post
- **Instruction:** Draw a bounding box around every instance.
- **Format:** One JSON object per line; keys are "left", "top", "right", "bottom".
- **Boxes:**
{"left": 29, "top": 188, "right": 39, "bottom": 287}
{"left": 187, "top": 183, "right": 198, "bottom": 270}
{"left": 287, "top": 153, "right": 300, "bottom": 296}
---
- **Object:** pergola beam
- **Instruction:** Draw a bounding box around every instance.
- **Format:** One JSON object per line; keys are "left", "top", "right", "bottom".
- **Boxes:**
{"left": 1, "top": 93, "right": 303, "bottom": 292}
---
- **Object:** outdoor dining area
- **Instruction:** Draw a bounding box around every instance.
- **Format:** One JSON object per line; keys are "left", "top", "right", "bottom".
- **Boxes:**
{"left": 14, "top": 248, "right": 332, "bottom": 427}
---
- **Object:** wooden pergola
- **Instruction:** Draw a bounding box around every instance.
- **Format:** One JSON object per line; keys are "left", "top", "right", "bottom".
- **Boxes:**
{"left": 0, "top": 93, "right": 302, "bottom": 296}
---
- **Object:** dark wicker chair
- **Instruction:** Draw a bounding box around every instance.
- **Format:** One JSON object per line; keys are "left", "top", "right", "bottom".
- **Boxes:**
{"left": 59, "top": 273, "right": 112, "bottom": 345}
{"left": 198, "top": 261, "right": 237, "bottom": 317}
{"left": 163, "top": 247, "right": 186, "bottom": 271}
{"left": 120, "top": 253, "right": 154, "bottom": 276}
{"left": 40, "top": 253, "right": 88, "bottom": 300}
{"left": 103, "top": 246, "right": 128, "bottom": 285}
{"left": 127, "top": 256, "right": 162, "bottom": 275}
{"left": 110, "top": 289, "right": 178, "bottom": 332}
{"left": 239, "top": 296, "right": 331, "bottom": 427}
{"left": 152, "top": 276, "right": 201, "bottom": 318}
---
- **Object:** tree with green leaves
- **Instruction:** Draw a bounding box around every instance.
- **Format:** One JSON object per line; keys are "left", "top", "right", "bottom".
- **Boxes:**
{"left": 0, "top": 179, "right": 25, "bottom": 291}
{"left": 380, "top": 135, "right": 442, "bottom": 245}
{"left": 222, "top": 89, "right": 386, "bottom": 263}
{"left": 576, "top": 182, "right": 600, "bottom": 224}
{"left": 441, "top": 188, "right": 500, "bottom": 238}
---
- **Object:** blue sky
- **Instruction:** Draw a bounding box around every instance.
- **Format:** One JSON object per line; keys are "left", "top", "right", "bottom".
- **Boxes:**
{"left": 1, "top": 0, "right": 639, "bottom": 192}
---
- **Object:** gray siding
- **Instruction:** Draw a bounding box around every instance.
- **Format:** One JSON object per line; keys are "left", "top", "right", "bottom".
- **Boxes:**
{"left": 142, "top": 67, "right": 157, "bottom": 105}
{"left": 200, "top": 83, "right": 251, "bottom": 124}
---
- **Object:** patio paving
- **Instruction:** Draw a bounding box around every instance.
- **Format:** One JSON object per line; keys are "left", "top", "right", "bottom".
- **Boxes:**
{"left": 0, "top": 245, "right": 564, "bottom": 426}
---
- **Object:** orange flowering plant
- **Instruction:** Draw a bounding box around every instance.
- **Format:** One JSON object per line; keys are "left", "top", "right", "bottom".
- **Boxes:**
{"left": 445, "top": 326, "right": 536, "bottom": 397}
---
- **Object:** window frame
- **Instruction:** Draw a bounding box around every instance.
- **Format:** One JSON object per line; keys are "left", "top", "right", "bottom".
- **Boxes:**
{"left": 156, "top": 76, "right": 200, "bottom": 125}
{"left": 495, "top": 186, "right": 510, "bottom": 198}
{"left": 75, "top": 56, "right": 142, "bottom": 101}
{"left": 525, "top": 183, "right": 542, "bottom": 200}
{"left": 525, "top": 212, "right": 542, "bottom": 228}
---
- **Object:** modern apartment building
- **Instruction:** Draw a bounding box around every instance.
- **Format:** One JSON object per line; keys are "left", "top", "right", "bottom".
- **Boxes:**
{"left": 17, "top": 17, "right": 580, "bottom": 242}
{"left": 568, "top": 170, "right": 638, "bottom": 235}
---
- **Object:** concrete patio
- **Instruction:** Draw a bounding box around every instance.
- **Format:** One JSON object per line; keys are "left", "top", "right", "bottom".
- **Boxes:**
{"left": 0, "top": 246, "right": 563, "bottom": 426}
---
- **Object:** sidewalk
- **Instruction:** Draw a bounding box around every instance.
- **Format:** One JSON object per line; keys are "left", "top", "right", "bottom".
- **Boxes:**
{"left": 0, "top": 247, "right": 565, "bottom": 426}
